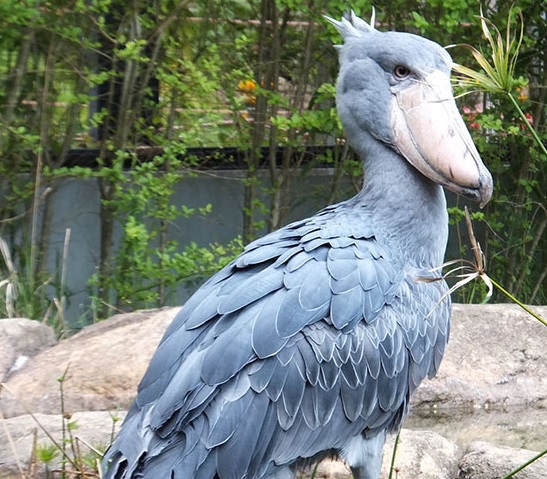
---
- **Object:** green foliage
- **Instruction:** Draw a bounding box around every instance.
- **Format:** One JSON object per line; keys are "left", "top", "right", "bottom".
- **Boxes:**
{"left": 0, "top": 232, "right": 70, "bottom": 336}
{"left": 449, "top": 3, "right": 546, "bottom": 304}
{"left": 53, "top": 152, "right": 244, "bottom": 316}
{"left": 36, "top": 442, "right": 59, "bottom": 464}
{"left": 0, "top": 0, "right": 545, "bottom": 329}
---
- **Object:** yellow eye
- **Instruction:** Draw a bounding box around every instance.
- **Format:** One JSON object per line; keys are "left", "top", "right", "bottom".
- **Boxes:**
{"left": 394, "top": 65, "right": 411, "bottom": 79}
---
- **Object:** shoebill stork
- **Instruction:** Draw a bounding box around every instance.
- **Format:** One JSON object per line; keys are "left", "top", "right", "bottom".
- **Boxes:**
{"left": 102, "top": 11, "right": 492, "bottom": 479}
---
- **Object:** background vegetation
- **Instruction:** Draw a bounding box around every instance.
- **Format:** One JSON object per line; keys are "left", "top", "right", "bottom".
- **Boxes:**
{"left": 0, "top": 0, "right": 545, "bottom": 331}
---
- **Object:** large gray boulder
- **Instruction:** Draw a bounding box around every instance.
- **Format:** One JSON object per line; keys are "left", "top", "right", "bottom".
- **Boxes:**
{"left": 459, "top": 441, "right": 547, "bottom": 479}
{"left": 0, "top": 303, "right": 546, "bottom": 479}
{"left": 412, "top": 303, "right": 547, "bottom": 410}
{"left": 2, "top": 304, "right": 546, "bottom": 418}
{"left": 406, "top": 405, "right": 547, "bottom": 454}
{"left": 381, "top": 429, "right": 461, "bottom": 479}
{"left": 0, "top": 308, "right": 177, "bottom": 418}
{"left": 0, "top": 318, "right": 56, "bottom": 382}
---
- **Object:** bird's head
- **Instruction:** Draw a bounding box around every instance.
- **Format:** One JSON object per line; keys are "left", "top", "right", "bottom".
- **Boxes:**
{"left": 326, "top": 11, "right": 493, "bottom": 207}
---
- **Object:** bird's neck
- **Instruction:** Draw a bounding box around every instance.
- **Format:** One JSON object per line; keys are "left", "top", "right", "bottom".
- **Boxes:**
{"left": 351, "top": 134, "right": 449, "bottom": 268}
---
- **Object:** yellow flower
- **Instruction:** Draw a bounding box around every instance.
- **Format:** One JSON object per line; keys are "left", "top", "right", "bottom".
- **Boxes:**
{"left": 237, "top": 79, "right": 257, "bottom": 93}
{"left": 237, "top": 80, "right": 257, "bottom": 106}
{"left": 516, "top": 86, "right": 529, "bottom": 101}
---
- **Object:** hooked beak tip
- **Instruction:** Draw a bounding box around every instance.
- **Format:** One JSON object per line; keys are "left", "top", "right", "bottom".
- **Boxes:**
{"left": 455, "top": 170, "right": 493, "bottom": 208}
{"left": 479, "top": 197, "right": 489, "bottom": 209}
{"left": 479, "top": 167, "right": 494, "bottom": 209}
{"left": 479, "top": 185, "right": 493, "bottom": 209}
{"left": 477, "top": 172, "right": 494, "bottom": 209}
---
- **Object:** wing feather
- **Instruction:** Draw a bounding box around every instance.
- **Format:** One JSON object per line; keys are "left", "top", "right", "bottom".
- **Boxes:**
{"left": 205, "top": 390, "right": 254, "bottom": 448}
{"left": 200, "top": 307, "right": 259, "bottom": 385}
{"left": 330, "top": 287, "right": 363, "bottom": 329}
{"left": 213, "top": 393, "right": 270, "bottom": 479}
{"left": 218, "top": 267, "right": 284, "bottom": 314}
{"left": 250, "top": 289, "right": 288, "bottom": 358}
{"left": 104, "top": 199, "right": 452, "bottom": 479}
{"left": 340, "top": 375, "right": 365, "bottom": 422}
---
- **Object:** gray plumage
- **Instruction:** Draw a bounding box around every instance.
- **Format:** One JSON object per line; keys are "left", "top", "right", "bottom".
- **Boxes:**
{"left": 102, "top": 11, "right": 492, "bottom": 479}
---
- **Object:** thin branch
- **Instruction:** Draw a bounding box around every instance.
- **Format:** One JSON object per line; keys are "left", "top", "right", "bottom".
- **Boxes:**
{"left": 507, "top": 93, "right": 547, "bottom": 157}
{"left": 500, "top": 447, "right": 547, "bottom": 479}
{"left": 490, "top": 278, "right": 547, "bottom": 327}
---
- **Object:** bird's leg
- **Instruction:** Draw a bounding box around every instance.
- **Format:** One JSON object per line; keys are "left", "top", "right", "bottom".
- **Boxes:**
{"left": 345, "top": 431, "right": 386, "bottom": 479}
{"left": 350, "top": 465, "right": 381, "bottom": 479}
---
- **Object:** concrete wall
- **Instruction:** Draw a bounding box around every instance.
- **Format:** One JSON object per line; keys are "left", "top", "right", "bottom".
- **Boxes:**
{"left": 41, "top": 168, "right": 357, "bottom": 326}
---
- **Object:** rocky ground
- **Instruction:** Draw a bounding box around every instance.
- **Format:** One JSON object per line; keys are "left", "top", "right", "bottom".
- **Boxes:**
{"left": 1, "top": 304, "right": 546, "bottom": 478}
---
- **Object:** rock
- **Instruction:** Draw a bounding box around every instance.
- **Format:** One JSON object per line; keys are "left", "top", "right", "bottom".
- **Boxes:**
{"left": 406, "top": 405, "right": 547, "bottom": 453}
{"left": 0, "top": 410, "right": 127, "bottom": 479}
{"left": 458, "top": 441, "right": 547, "bottom": 479}
{"left": 0, "top": 318, "right": 57, "bottom": 382}
{"left": 2, "top": 303, "right": 547, "bottom": 479}
{"left": 412, "top": 304, "right": 547, "bottom": 410}
{"left": 3, "top": 304, "right": 546, "bottom": 419}
{"left": 381, "top": 429, "right": 461, "bottom": 479}
{"left": 0, "top": 308, "right": 178, "bottom": 418}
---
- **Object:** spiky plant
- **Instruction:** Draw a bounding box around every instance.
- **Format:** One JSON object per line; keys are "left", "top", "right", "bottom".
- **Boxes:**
{"left": 452, "top": 6, "right": 546, "bottom": 158}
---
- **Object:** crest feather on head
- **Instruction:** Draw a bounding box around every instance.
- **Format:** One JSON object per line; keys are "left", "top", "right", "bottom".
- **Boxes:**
{"left": 324, "top": 8, "right": 376, "bottom": 44}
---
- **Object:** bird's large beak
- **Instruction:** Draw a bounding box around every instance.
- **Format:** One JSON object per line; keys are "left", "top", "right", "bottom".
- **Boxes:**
{"left": 391, "top": 71, "right": 493, "bottom": 207}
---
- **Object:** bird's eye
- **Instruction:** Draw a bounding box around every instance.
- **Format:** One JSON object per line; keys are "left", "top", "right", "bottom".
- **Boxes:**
{"left": 393, "top": 65, "right": 411, "bottom": 80}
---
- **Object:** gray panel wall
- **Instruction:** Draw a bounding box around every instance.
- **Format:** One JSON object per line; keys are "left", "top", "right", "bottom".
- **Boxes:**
{"left": 42, "top": 169, "right": 356, "bottom": 325}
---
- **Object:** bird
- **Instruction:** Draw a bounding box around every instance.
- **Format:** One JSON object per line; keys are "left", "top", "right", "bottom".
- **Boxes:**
{"left": 102, "top": 10, "right": 493, "bottom": 479}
